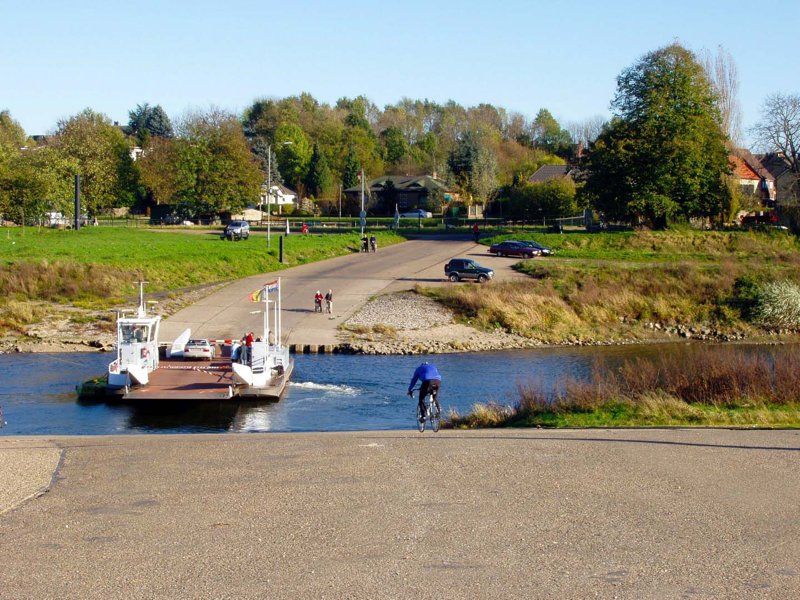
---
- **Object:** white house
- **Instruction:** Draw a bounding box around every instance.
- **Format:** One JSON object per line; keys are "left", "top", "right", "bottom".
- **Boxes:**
{"left": 259, "top": 183, "right": 297, "bottom": 213}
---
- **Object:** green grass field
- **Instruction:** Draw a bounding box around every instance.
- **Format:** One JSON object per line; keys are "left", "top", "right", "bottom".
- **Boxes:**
{"left": 0, "top": 227, "right": 404, "bottom": 329}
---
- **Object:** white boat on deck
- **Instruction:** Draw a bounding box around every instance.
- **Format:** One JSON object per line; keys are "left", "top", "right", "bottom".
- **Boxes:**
{"left": 107, "top": 282, "right": 161, "bottom": 392}
{"left": 231, "top": 278, "right": 294, "bottom": 399}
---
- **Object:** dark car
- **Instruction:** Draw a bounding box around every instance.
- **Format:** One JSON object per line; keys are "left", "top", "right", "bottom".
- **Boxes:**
{"left": 488, "top": 240, "right": 539, "bottom": 258}
{"left": 222, "top": 220, "right": 250, "bottom": 241}
{"left": 444, "top": 258, "right": 494, "bottom": 283}
{"left": 519, "top": 240, "right": 554, "bottom": 256}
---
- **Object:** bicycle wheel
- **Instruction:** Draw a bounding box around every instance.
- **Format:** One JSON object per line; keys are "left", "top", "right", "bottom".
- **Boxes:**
{"left": 430, "top": 400, "right": 441, "bottom": 433}
{"left": 416, "top": 404, "right": 425, "bottom": 432}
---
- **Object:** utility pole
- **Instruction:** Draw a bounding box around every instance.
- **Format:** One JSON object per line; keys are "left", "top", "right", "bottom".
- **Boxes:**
{"left": 359, "top": 168, "right": 366, "bottom": 237}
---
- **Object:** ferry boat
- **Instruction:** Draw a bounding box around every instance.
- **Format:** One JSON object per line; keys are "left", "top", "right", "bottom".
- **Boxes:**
{"left": 107, "top": 282, "right": 161, "bottom": 393}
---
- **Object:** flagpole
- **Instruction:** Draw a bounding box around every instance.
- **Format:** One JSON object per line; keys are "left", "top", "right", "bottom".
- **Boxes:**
{"left": 268, "top": 283, "right": 269, "bottom": 345}
{"left": 277, "top": 277, "right": 282, "bottom": 345}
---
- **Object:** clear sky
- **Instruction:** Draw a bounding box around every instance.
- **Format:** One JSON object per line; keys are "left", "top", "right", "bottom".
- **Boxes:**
{"left": 2, "top": 0, "right": 798, "bottom": 146}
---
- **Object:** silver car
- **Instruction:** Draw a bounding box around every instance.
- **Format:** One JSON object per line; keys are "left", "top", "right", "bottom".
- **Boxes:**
{"left": 184, "top": 339, "right": 215, "bottom": 361}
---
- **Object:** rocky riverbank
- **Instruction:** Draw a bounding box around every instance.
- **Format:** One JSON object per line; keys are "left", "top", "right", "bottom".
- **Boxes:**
{"left": 0, "top": 282, "right": 229, "bottom": 354}
{"left": 337, "top": 291, "right": 787, "bottom": 355}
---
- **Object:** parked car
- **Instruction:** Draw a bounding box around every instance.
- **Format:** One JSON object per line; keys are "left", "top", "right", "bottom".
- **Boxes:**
{"left": 184, "top": 339, "right": 215, "bottom": 361}
{"left": 399, "top": 209, "right": 433, "bottom": 219}
{"left": 519, "top": 240, "right": 554, "bottom": 256}
{"left": 488, "top": 240, "right": 539, "bottom": 258}
{"left": 444, "top": 258, "right": 494, "bottom": 283}
{"left": 222, "top": 220, "right": 250, "bottom": 240}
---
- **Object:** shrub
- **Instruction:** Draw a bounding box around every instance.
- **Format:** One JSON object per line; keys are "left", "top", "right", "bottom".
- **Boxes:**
{"left": 753, "top": 280, "right": 800, "bottom": 329}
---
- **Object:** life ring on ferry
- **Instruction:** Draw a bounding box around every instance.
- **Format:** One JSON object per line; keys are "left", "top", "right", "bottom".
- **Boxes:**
{"left": 141, "top": 348, "right": 150, "bottom": 360}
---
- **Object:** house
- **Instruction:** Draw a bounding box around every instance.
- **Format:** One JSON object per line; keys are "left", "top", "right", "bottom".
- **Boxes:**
{"left": 757, "top": 152, "right": 798, "bottom": 205}
{"left": 730, "top": 149, "right": 775, "bottom": 206}
{"left": 260, "top": 183, "right": 297, "bottom": 212}
{"left": 527, "top": 164, "right": 573, "bottom": 184}
{"left": 344, "top": 175, "right": 454, "bottom": 214}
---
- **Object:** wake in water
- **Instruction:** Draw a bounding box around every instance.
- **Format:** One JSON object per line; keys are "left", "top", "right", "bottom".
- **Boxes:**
{"left": 289, "top": 381, "right": 360, "bottom": 395}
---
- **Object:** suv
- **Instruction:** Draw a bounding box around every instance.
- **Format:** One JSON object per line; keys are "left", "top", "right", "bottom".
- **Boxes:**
{"left": 444, "top": 258, "right": 494, "bottom": 283}
{"left": 222, "top": 220, "right": 250, "bottom": 241}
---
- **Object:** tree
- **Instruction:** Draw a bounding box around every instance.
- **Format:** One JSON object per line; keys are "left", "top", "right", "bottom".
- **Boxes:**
{"left": 752, "top": 92, "right": 800, "bottom": 203}
{"left": 128, "top": 103, "right": 174, "bottom": 144}
{"left": 341, "top": 146, "right": 360, "bottom": 189}
{"left": 531, "top": 109, "right": 572, "bottom": 156}
{"left": 304, "top": 144, "right": 332, "bottom": 197}
{"left": 380, "top": 126, "right": 409, "bottom": 165}
{"left": 699, "top": 46, "right": 742, "bottom": 145}
{"left": 447, "top": 130, "right": 498, "bottom": 204}
{"left": 251, "top": 139, "right": 283, "bottom": 185}
{"left": 53, "top": 109, "right": 134, "bottom": 213}
{"left": 138, "top": 109, "right": 262, "bottom": 216}
{"left": 584, "top": 43, "right": 730, "bottom": 228}
{"left": 274, "top": 123, "right": 312, "bottom": 191}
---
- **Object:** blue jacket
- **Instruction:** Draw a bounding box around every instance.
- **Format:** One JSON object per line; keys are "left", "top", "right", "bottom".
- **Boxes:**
{"left": 409, "top": 363, "right": 442, "bottom": 392}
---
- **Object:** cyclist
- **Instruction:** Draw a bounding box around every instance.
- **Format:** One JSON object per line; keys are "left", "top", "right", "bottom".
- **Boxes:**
{"left": 407, "top": 361, "right": 442, "bottom": 423}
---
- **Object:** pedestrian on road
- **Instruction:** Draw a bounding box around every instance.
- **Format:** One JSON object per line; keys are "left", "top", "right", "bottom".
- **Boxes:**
{"left": 361, "top": 234, "right": 369, "bottom": 252}
{"left": 472, "top": 222, "right": 480, "bottom": 243}
{"left": 325, "top": 289, "right": 333, "bottom": 314}
{"left": 314, "top": 290, "right": 323, "bottom": 312}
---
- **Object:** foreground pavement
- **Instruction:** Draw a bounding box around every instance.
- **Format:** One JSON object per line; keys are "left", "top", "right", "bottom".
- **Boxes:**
{"left": 1, "top": 429, "right": 799, "bottom": 599}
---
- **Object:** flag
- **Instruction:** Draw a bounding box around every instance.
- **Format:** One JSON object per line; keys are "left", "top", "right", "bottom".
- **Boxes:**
{"left": 248, "top": 288, "right": 264, "bottom": 303}
{"left": 266, "top": 279, "right": 279, "bottom": 292}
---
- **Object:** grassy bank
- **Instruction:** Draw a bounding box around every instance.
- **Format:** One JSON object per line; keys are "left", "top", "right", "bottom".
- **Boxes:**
{"left": 447, "top": 344, "right": 800, "bottom": 428}
{"left": 423, "top": 228, "right": 800, "bottom": 343}
{"left": 0, "top": 227, "right": 404, "bottom": 333}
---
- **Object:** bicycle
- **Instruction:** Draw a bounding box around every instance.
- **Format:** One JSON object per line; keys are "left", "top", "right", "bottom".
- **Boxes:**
{"left": 410, "top": 387, "right": 441, "bottom": 433}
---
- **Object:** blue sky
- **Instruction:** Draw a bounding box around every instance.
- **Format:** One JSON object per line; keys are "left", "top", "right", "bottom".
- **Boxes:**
{"left": 2, "top": 0, "right": 798, "bottom": 146}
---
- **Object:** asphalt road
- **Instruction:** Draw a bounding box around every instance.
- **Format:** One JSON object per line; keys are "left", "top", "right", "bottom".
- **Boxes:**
{"left": 1, "top": 429, "right": 798, "bottom": 599}
{"left": 159, "top": 235, "right": 526, "bottom": 347}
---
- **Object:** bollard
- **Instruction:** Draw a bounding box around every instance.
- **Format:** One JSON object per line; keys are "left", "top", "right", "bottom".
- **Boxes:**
{"left": 279, "top": 235, "right": 284, "bottom": 263}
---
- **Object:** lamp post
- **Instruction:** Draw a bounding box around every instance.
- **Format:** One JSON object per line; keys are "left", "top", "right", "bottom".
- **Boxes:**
{"left": 267, "top": 141, "right": 292, "bottom": 249}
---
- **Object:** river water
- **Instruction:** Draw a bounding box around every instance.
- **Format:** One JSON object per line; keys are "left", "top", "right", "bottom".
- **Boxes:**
{"left": 0, "top": 343, "right": 770, "bottom": 435}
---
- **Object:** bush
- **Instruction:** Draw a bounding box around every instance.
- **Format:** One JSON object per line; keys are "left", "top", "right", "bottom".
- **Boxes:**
{"left": 754, "top": 280, "right": 800, "bottom": 329}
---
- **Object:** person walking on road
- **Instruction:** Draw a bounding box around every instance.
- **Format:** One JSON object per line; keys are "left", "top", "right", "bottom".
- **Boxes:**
{"left": 472, "top": 222, "right": 480, "bottom": 243}
{"left": 314, "top": 290, "right": 323, "bottom": 313}
{"left": 324, "top": 289, "right": 333, "bottom": 314}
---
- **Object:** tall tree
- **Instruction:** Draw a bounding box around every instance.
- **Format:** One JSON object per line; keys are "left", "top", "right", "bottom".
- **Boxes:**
{"left": 341, "top": 146, "right": 360, "bottom": 189}
{"left": 128, "top": 103, "right": 174, "bottom": 143}
{"left": 699, "top": 46, "right": 742, "bottom": 145}
{"left": 304, "top": 144, "right": 332, "bottom": 197}
{"left": 584, "top": 43, "right": 730, "bottom": 228}
{"left": 380, "top": 126, "right": 409, "bottom": 166}
{"left": 752, "top": 92, "right": 800, "bottom": 202}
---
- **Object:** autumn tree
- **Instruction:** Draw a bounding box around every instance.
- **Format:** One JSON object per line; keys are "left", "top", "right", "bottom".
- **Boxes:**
{"left": 53, "top": 109, "right": 135, "bottom": 213}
